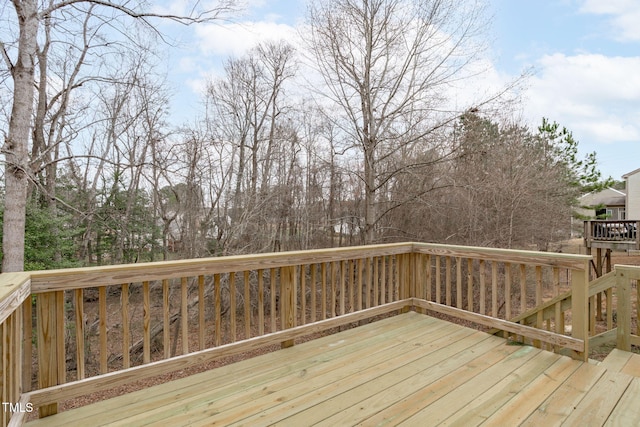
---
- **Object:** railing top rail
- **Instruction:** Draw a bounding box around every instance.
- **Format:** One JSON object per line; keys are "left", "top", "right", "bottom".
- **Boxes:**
{"left": 0, "top": 272, "right": 31, "bottom": 324}
{"left": 586, "top": 220, "right": 640, "bottom": 223}
{"left": 615, "top": 264, "right": 640, "bottom": 279}
{"left": 26, "top": 241, "right": 593, "bottom": 293}
{"left": 29, "top": 242, "right": 414, "bottom": 292}
{"left": 411, "top": 242, "right": 591, "bottom": 270}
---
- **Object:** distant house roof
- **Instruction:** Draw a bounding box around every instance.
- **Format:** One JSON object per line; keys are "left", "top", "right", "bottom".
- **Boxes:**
{"left": 580, "top": 187, "right": 626, "bottom": 207}
{"left": 623, "top": 167, "right": 640, "bottom": 179}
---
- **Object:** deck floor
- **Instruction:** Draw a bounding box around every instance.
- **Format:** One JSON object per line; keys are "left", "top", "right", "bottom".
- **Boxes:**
{"left": 27, "top": 312, "right": 640, "bottom": 426}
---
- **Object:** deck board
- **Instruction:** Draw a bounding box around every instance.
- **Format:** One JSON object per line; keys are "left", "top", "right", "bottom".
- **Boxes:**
{"left": 270, "top": 331, "right": 505, "bottom": 426}
{"left": 403, "top": 349, "right": 559, "bottom": 426}
{"left": 25, "top": 311, "right": 640, "bottom": 427}
{"left": 521, "top": 362, "right": 607, "bottom": 426}
{"left": 605, "top": 378, "right": 640, "bottom": 426}
{"left": 619, "top": 353, "right": 640, "bottom": 377}
{"left": 562, "top": 371, "right": 633, "bottom": 426}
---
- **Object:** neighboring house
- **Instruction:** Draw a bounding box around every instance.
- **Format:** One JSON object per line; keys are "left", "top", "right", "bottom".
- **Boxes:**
{"left": 623, "top": 168, "right": 640, "bottom": 220}
{"left": 577, "top": 187, "right": 626, "bottom": 220}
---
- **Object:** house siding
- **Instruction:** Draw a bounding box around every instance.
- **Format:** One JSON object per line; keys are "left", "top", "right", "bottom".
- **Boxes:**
{"left": 626, "top": 170, "right": 640, "bottom": 220}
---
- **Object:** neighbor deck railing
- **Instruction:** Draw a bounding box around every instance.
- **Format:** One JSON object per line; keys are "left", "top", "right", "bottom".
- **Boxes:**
{"left": 0, "top": 242, "right": 595, "bottom": 425}
{"left": 584, "top": 220, "right": 640, "bottom": 249}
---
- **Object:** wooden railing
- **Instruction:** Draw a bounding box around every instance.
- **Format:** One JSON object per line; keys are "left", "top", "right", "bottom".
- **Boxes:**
{"left": 0, "top": 242, "right": 595, "bottom": 425}
{"left": 408, "top": 244, "right": 590, "bottom": 358}
{"left": 584, "top": 220, "right": 640, "bottom": 249}
{"left": 516, "top": 264, "right": 640, "bottom": 359}
{"left": 0, "top": 273, "right": 31, "bottom": 427}
{"left": 612, "top": 265, "right": 640, "bottom": 351}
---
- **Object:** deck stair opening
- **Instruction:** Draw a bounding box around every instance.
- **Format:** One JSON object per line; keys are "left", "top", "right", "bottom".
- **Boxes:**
{"left": 600, "top": 348, "right": 640, "bottom": 377}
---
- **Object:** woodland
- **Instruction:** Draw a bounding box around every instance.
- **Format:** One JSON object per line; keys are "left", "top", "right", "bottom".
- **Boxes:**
{"left": 0, "top": 0, "right": 608, "bottom": 272}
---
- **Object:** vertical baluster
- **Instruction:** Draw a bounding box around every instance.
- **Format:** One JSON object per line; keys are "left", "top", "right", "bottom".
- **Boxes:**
{"left": 467, "top": 259, "right": 473, "bottom": 312}
{"left": 357, "top": 259, "right": 363, "bottom": 310}
{"left": 520, "top": 264, "right": 527, "bottom": 313}
{"left": 414, "top": 254, "right": 424, "bottom": 304}
{"left": 229, "top": 272, "right": 236, "bottom": 342}
{"left": 373, "top": 257, "right": 379, "bottom": 307}
{"left": 535, "top": 266, "right": 543, "bottom": 348}
{"left": 22, "top": 297, "right": 32, "bottom": 392}
{"left": 258, "top": 269, "right": 265, "bottom": 335}
{"left": 479, "top": 260, "right": 486, "bottom": 315}
{"left": 270, "top": 268, "right": 277, "bottom": 332}
{"left": 380, "top": 256, "right": 387, "bottom": 305}
{"left": 75, "top": 288, "right": 85, "bottom": 379}
{"left": 143, "top": 281, "right": 151, "bottom": 364}
{"left": 310, "top": 264, "right": 317, "bottom": 322}
{"left": 505, "top": 263, "right": 512, "bottom": 320}
{"left": 350, "top": 259, "right": 356, "bottom": 310}
{"left": 340, "top": 260, "right": 346, "bottom": 315}
{"left": 300, "top": 265, "right": 306, "bottom": 325}
{"left": 244, "top": 271, "right": 250, "bottom": 339}
{"left": 365, "top": 258, "right": 371, "bottom": 308}
{"left": 388, "top": 256, "right": 394, "bottom": 303}
{"left": 321, "top": 263, "right": 328, "bottom": 319}
{"left": 492, "top": 262, "right": 498, "bottom": 318}
{"left": 214, "top": 274, "right": 221, "bottom": 345}
{"left": 424, "top": 254, "right": 433, "bottom": 301}
{"left": 589, "top": 294, "right": 596, "bottom": 336}
{"left": 181, "top": 277, "right": 189, "bottom": 352}
{"left": 121, "top": 283, "right": 130, "bottom": 369}
{"left": 99, "top": 286, "right": 107, "bottom": 374}
{"left": 435, "top": 256, "right": 441, "bottom": 304}
{"left": 280, "top": 266, "right": 296, "bottom": 348}
{"left": 199, "top": 275, "right": 206, "bottom": 349}
{"left": 456, "top": 257, "right": 462, "bottom": 309}
{"left": 163, "top": 279, "right": 170, "bottom": 357}
{"left": 331, "top": 261, "right": 337, "bottom": 317}
{"left": 445, "top": 256, "right": 452, "bottom": 306}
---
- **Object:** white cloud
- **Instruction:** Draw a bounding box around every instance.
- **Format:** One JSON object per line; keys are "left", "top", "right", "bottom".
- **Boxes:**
{"left": 535, "top": 54, "right": 640, "bottom": 102}
{"left": 193, "top": 20, "right": 298, "bottom": 57}
{"left": 525, "top": 53, "right": 640, "bottom": 145}
{"left": 580, "top": 0, "right": 640, "bottom": 42}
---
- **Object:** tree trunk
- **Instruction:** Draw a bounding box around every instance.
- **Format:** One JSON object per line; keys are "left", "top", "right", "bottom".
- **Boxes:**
{"left": 3, "top": 1, "right": 38, "bottom": 272}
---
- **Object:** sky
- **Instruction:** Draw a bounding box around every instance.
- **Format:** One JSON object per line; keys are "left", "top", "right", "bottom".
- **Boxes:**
{"left": 161, "top": 0, "right": 640, "bottom": 182}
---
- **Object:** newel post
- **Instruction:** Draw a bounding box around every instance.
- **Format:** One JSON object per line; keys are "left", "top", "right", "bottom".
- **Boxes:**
{"left": 616, "top": 267, "right": 631, "bottom": 351}
{"left": 570, "top": 262, "right": 590, "bottom": 361}
{"left": 36, "top": 291, "right": 65, "bottom": 417}
{"left": 280, "top": 266, "right": 296, "bottom": 348}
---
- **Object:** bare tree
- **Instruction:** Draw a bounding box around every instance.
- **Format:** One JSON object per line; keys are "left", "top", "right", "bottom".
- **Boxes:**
{"left": 205, "top": 40, "right": 296, "bottom": 252}
{"left": 388, "top": 112, "right": 578, "bottom": 249}
{"left": 1, "top": 0, "right": 236, "bottom": 271}
{"left": 305, "top": 0, "right": 489, "bottom": 244}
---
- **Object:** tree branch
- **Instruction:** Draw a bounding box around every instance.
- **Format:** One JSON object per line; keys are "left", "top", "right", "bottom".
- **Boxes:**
{"left": 41, "top": 0, "right": 238, "bottom": 25}
{"left": 0, "top": 41, "right": 13, "bottom": 72}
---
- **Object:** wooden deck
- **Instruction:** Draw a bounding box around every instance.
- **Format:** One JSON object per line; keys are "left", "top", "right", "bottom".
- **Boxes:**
{"left": 26, "top": 312, "right": 640, "bottom": 426}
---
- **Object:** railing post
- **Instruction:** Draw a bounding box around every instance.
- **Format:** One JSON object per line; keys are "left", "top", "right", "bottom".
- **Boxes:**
{"left": 570, "top": 263, "right": 590, "bottom": 361}
{"left": 397, "top": 253, "right": 412, "bottom": 313}
{"left": 36, "top": 291, "right": 64, "bottom": 417}
{"left": 616, "top": 268, "right": 631, "bottom": 351}
{"left": 280, "top": 266, "right": 296, "bottom": 348}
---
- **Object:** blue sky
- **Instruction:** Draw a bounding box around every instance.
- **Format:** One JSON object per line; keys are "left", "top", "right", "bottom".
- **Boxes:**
{"left": 162, "top": 0, "right": 640, "bottom": 182}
